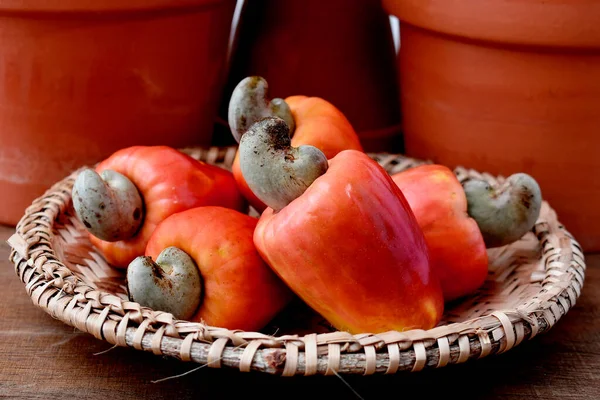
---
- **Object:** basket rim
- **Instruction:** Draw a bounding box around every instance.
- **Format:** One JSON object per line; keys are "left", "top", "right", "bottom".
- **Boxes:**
{"left": 7, "top": 145, "right": 586, "bottom": 376}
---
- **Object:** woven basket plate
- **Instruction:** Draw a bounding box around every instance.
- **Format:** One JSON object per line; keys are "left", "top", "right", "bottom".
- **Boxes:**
{"left": 7, "top": 146, "right": 586, "bottom": 376}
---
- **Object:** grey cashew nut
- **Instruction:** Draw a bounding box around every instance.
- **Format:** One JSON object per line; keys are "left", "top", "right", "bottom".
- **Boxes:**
{"left": 464, "top": 173, "right": 542, "bottom": 248}
{"left": 127, "top": 246, "right": 202, "bottom": 320}
{"left": 239, "top": 117, "right": 328, "bottom": 212}
{"left": 72, "top": 169, "right": 144, "bottom": 242}
{"left": 228, "top": 76, "right": 295, "bottom": 143}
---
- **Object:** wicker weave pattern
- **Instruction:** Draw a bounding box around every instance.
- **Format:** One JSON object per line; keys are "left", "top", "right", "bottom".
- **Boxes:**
{"left": 7, "top": 146, "right": 586, "bottom": 376}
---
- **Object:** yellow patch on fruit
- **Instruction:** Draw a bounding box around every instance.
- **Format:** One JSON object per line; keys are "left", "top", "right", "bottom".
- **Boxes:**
{"left": 431, "top": 170, "right": 451, "bottom": 184}
{"left": 217, "top": 246, "right": 229, "bottom": 258}
{"left": 423, "top": 297, "right": 441, "bottom": 325}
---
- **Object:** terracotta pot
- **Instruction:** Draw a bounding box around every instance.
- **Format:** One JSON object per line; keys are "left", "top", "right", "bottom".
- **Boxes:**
{"left": 214, "top": 0, "right": 403, "bottom": 153}
{"left": 384, "top": 0, "right": 600, "bottom": 251}
{"left": 0, "top": 0, "right": 236, "bottom": 226}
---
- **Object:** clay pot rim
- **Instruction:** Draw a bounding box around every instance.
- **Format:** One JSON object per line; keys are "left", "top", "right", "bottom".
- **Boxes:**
{"left": 384, "top": 0, "right": 600, "bottom": 49}
{"left": 0, "top": 0, "right": 229, "bottom": 14}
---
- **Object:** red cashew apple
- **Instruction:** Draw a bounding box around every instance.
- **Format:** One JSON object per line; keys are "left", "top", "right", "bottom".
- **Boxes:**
{"left": 72, "top": 146, "right": 246, "bottom": 267}
{"left": 127, "top": 206, "right": 293, "bottom": 331}
{"left": 238, "top": 117, "right": 444, "bottom": 334}
{"left": 392, "top": 164, "right": 543, "bottom": 301}
{"left": 391, "top": 165, "right": 489, "bottom": 301}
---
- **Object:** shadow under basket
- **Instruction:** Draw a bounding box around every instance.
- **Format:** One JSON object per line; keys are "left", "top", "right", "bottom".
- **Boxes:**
{"left": 7, "top": 146, "right": 586, "bottom": 376}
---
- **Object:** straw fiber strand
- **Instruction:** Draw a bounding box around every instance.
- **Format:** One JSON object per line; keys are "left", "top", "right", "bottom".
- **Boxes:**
{"left": 7, "top": 146, "right": 586, "bottom": 376}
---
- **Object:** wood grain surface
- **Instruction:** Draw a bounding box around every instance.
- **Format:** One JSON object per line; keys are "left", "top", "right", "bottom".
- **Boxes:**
{"left": 1, "top": 224, "right": 599, "bottom": 400}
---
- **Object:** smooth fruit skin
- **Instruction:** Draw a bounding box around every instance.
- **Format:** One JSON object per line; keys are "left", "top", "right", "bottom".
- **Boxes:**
{"left": 89, "top": 146, "right": 246, "bottom": 267}
{"left": 285, "top": 96, "right": 364, "bottom": 157}
{"left": 253, "top": 150, "right": 444, "bottom": 334}
{"left": 145, "top": 207, "right": 293, "bottom": 331}
{"left": 392, "top": 165, "right": 489, "bottom": 302}
{"left": 232, "top": 95, "right": 363, "bottom": 213}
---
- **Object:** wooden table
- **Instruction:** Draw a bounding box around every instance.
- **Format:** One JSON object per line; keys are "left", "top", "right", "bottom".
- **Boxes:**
{"left": 1, "top": 223, "right": 599, "bottom": 400}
